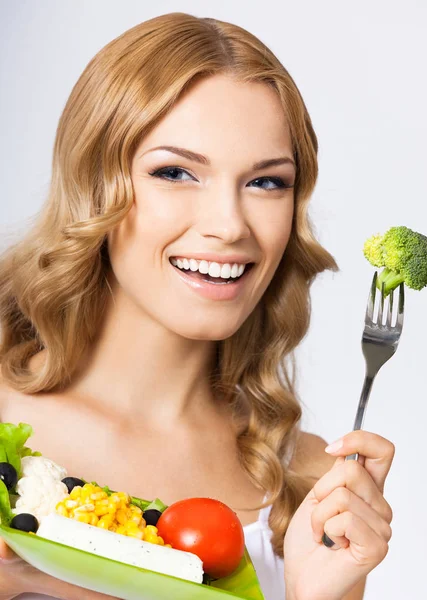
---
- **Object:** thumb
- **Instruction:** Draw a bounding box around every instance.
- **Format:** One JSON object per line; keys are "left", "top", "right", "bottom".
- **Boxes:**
{"left": 0, "top": 538, "right": 20, "bottom": 562}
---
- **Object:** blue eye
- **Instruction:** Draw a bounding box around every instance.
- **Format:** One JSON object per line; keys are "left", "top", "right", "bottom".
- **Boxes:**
{"left": 149, "top": 167, "right": 193, "bottom": 183}
{"left": 149, "top": 167, "right": 294, "bottom": 190}
{"left": 249, "top": 176, "right": 293, "bottom": 191}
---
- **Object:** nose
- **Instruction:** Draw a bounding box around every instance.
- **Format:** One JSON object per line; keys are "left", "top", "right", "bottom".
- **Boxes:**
{"left": 196, "top": 182, "right": 251, "bottom": 244}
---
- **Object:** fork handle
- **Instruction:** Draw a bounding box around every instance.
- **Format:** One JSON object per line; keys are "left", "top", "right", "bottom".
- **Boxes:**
{"left": 321, "top": 372, "right": 376, "bottom": 548}
{"left": 345, "top": 373, "right": 376, "bottom": 461}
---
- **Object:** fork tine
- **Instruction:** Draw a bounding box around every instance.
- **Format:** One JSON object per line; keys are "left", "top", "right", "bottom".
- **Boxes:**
{"left": 386, "top": 288, "right": 394, "bottom": 328}
{"left": 396, "top": 282, "right": 405, "bottom": 330}
{"left": 365, "top": 271, "right": 377, "bottom": 323}
{"left": 378, "top": 281, "right": 385, "bottom": 325}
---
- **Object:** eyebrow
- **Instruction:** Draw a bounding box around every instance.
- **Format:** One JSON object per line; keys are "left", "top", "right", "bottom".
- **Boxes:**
{"left": 139, "top": 145, "right": 296, "bottom": 170}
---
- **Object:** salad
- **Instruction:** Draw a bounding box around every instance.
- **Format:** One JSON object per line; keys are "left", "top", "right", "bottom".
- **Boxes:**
{"left": 0, "top": 422, "right": 246, "bottom": 585}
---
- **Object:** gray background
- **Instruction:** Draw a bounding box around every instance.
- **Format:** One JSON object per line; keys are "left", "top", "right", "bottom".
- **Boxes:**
{"left": 1, "top": 1, "right": 426, "bottom": 598}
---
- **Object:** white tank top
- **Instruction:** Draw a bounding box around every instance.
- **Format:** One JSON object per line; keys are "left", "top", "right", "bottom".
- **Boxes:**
{"left": 242, "top": 439, "right": 294, "bottom": 600}
{"left": 243, "top": 495, "right": 285, "bottom": 600}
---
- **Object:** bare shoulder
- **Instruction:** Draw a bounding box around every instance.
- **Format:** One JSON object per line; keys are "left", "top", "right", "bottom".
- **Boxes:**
{"left": 0, "top": 366, "right": 18, "bottom": 421}
{"left": 0, "top": 351, "right": 48, "bottom": 424}
{"left": 0, "top": 364, "right": 36, "bottom": 425}
{"left": 289, "top": 430, "right": 336, "bottom": 482}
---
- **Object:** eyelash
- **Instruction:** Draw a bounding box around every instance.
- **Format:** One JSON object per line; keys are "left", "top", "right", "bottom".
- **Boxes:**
{"left": 148, "top": 166, "right": 294, "bottom": 191}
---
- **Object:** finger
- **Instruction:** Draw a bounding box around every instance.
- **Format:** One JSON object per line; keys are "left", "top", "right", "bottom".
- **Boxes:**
{"left": 325, "top": 430, "right": 395, "bottom": 492}
{"left": 0, "top": 538, "right": 20, "bottom": 562}
{"left": 312, "top": 486, "right": 393, "bottom": 544}
{"left": 323, "top": 511, "right": 390, "bottom": 564}
{"left": 313, "top": 459, "right": 393, "bottom": 524}
{"left": 334, "top": 455, "right": 365, "bottom": 468}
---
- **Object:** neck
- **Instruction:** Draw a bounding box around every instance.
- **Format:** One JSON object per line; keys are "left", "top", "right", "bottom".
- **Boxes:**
{"left": 65, "top": 274, "right": 224, "bottom": 433}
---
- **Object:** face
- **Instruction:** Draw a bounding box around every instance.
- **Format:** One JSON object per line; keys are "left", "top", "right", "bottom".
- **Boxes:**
{"left": 107, "top": 74, "right": 295, "bottom": 340}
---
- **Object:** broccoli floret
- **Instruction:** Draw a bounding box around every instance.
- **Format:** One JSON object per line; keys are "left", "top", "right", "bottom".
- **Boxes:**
{"left": 363, "top": 226, "right": 427, "bottom": 296}
{"left": 363, "top": 233, "right": 385, "bottom": 267}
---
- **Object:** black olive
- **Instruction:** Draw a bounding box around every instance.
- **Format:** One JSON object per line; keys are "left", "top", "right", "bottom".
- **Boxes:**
{"left": 11, "top": 513, "right": 39, "bottom": 533}
{"left": 0, "top": 462, "right": 18, "bottom": 490}
{"left": 61, "top": 477, "right": 85, "bottom": 493}
{"left": 142, "top": 508, "right": 162, "bottom": 526}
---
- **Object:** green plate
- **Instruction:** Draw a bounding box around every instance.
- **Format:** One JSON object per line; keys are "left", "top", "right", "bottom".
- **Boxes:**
{"left": 0, "top": 524, "right": 265, "bottom": 600}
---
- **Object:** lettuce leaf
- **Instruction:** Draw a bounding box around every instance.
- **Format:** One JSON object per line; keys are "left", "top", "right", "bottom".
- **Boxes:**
{"left": 0, "top": 423, "right": 40, "bottom": 480}
{"left": 0, "top": 479, "right": 13, "bottom": 526}
{"left": 0, "top": 421, "right": 41, "bottom": 520}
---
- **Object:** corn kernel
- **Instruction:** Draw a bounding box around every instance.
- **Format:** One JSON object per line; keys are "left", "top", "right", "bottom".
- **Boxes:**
{"left": 98, "top": 514, "right": 114, "bottom": 527}
{"left": 138, "top": 518, "right": 147, "bottom": 530}
{"left": 143, "top": 531, "right": 159, "bottom": 544}
{"left": 115, "top": 525, "right": 127, "bottom": 535}
{"left": 129, "top": 513, "right": 142, "bottom": 526}
{"left": 74, "top": 503, "right": 95, "bottom": 512}
{"left": 165, "top": 544, "right": 172, "bottom": 548}
{"left": 88, "top": 513, "right": 99, "bottom": 526}
{"left": 91, "top": 491, "right": 108, "bottom": 501}
{"left": 83, "top": 484, "right": 96, "bottom": 493}
{"left": 130, "top": 505, "right": 142, "bottom": 514}
{"left": 64, "top": 499, "right": 78, "bottom": 509}
{"left": 157, "top": 536, "right": 164, "bottom": 545}
{"left": 69, "top": 486, "right": 83, "bottom": 500}
{"left": 56, "top": 504, "right": 69, "bottom": 518}
{"left": 110, "top": 494, "right": 121, "bottom": 504}
{"left": 145, "top": 525, "right": 158, "bottom": 534}
{"left": 116, "top": 508, "right": 131, "bottom": 525}
{"left": 95, "top": 498, "right": 109, "bottom": 506}
{"left": 74, "top": 513, "right": 91, "bottom": 524}
{"left": 94, "top": 506, "right": 110, "bottom": 517}
{"left": 107, "top": 500, "right": 118, "bottom": 514}
{"left": 127, "top": 529, "right": 144, "bottom": 540}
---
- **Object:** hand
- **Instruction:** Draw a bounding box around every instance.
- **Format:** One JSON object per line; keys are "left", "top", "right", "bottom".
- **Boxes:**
{"left": 283, "top": 431, "right": 395, "bottom": 600}
{"left": 0, "top": 538, "right": 118, "bottom": 600}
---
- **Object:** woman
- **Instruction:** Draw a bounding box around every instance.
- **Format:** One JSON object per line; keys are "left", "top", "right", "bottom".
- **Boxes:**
{"left": 0, "top": 12, "right": 394, "bottom": 600}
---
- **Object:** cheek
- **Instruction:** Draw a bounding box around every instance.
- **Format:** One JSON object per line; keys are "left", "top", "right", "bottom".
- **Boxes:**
{"left": 254, "top": 201, "right": 294, "bottom": 267}
{"left": 106, "top": 199, "right": 181, "bottom": 294}
{"left": 109, "top": 191, "right": 187, "bottom": 260}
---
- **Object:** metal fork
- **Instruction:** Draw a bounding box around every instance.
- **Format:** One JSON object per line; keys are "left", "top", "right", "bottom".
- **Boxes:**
{"left": 322, "top": 271, "right": 405, "bottom": 548}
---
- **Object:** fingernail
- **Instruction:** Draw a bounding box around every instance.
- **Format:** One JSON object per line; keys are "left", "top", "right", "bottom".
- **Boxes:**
{"left": 325, "top": 438, "right": 343, "bottom": 453}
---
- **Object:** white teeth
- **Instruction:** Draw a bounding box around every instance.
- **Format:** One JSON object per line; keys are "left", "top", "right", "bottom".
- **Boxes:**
{"left": 189, "top": 259, "right": 199, "bottom": 271}
{"left": 199, "top": 260, "right": 209, "bottom": 274}
{"left": 220, "top": 264, "right": 231, "bottom": 278}
{"left": 170, "top": 257, "right": 250, "bottom": 279}
{"left": 208, "top": 262, "right": 221, "bottom": 278}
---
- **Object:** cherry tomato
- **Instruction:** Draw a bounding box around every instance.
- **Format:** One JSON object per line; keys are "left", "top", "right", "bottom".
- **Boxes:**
{"left": 156, "top": 497, "right": 245, "bottom": 578}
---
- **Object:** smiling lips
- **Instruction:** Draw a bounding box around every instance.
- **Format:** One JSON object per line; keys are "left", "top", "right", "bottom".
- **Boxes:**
{"left": 170, "top": 257, "right": 250, "bottom": 280}
{"left": 169, "top": 253, "right": 256, "bottom": 301}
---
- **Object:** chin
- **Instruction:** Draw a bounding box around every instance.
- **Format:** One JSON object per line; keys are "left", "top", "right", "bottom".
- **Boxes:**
{"left": 172, "top": 317, "right": 246, "bottom": 342}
